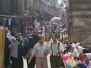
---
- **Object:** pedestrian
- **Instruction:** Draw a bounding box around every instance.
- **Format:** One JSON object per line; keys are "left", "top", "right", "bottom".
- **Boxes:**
{"left": 70, "top": 46, "right": 78, "bottom": 58}
{"left": 63, "top": 40, "right": 68, "bottom": 53}
{"left": 31, "top": 30, "right": 39, "bottom": 44}
{"left": 16, "top": 38, "right": 24, "bottom": 68}
{"left": 88, "top": 47, "right": 91, "bottom": 53}
{"left": 4, "top": 38, "right": 11, "bottom": 68}
{"left": 71, "top": 41, "right": 77, "bottom": 48}
{"left": 23, "top": 38, "right": 28, "bottom": 47}
{"left": 26, "top": 37, "right": 36, "bottom": 68}
{"left": 65, "top": 41, "right": 72, "bottom": 53}
{"left": 28, "top": 36, "right": 50, "bottom": 68}
{"left": 18, "top": 33, "right": 23, "bottom": 41}
{"left": 75, "top": 57, "right": 81, "bottom": 65}
{"left": 8, "top": 37, "right": 19, "bottom": 68}
{"left": 49, "top": 34, "right": 64, "bottom": 68}
{"left": 77, "top": 55, "right": 89, "bottom": 68}
{"left": 27, "top": 30, "right": 39, "bottom": 68}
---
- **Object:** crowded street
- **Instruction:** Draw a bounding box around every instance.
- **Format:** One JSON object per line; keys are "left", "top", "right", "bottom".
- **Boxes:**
{"left": 23, "top": 54, "right": 51, "bottom": 68}
{"left": 1, "top": 0, "right": 91, "bottom": 68}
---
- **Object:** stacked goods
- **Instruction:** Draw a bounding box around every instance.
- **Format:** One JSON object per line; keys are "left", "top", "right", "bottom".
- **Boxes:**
{"left": 62, "top": 53, "right": 76, "bottom": 68}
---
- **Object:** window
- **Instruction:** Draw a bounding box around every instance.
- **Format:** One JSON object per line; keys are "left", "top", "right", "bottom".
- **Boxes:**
{"left": 24, "top": 0, "right": 27, "bottom": 10}
{"left": 10, "top": 0, "right": 17, "bottom": 14}
{"left": 0, "top": 0, "right": 1, "bottom": 13}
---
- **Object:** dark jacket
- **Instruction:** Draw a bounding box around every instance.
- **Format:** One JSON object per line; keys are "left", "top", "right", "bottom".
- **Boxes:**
{"left": 31, "top": 34, "right": 39, "bottom": 44}
{"left": 5, "top": 38, "right": 11, "bottom": 56}
{"left": 18, "top": 42, "right": 23, "bottom": 59}
{"left": 16, "top": 38, "right": 23, "bottom": 59}
{"left": 23, "top": 38, "right": 28, "bottom": 47}
{"left": 4, "top": 38, "right": 11, "bottom": 67}
{"left": 23, "top": 37, "right": 35, "bottom": 56}
{"left": 65, "top": 46, "right": 71, "bottom": 53}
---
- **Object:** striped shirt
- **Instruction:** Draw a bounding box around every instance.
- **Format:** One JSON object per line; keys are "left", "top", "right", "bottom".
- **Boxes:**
{"left": 32, "top": 43, "right": 50, "bottom": 57}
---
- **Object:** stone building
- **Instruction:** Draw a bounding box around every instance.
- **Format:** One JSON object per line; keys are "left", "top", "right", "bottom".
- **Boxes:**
{"left": 0, "top": 0, "right": 60, "bottom": 18}
{"left": 68, "top": 0, "right": 91, "bottom": 44}
{"left": 0, "top": 0, "right": 16, "bottom": 14}
{"left": 50, "top": 0, "right": 58, "bottom": 8}
{"left": 49, "top": 0, "right": 60, "bottom": 17}
{"left": 0, "top": 0, "right": 24, "bottom": 15}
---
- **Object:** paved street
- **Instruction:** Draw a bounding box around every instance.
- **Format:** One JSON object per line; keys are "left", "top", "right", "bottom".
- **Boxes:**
{"left": 23, "top": 54, "right": 51, "bottom": 68}
{"left": 23, "top": 58, "right": 28, "bottom": 68}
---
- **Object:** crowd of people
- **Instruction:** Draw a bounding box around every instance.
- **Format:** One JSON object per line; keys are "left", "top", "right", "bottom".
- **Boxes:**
{"left": 4, "top": 27, "right": 91, "bottom": 68}
{"left": 63, "top": 40, "right": 91, "bottom": 68}
{"left": 4, "top": 29, "right": 39, "bottom": 68}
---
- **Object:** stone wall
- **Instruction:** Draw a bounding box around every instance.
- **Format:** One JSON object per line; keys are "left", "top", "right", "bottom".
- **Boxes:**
{"left": 0, "top": 0, "right": 22, "bottom": 14}
{"left": 83, "top": 35, "right": 91, "bottom": 48}
{"left": 69, "top": 0, "right": 91, "bottom": 43}
{"left": 0, "top": 0, "right": 10, "bottom": 14}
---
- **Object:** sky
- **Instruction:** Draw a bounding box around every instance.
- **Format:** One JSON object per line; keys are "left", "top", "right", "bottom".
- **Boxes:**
{"left": 58, "top": 0, "right": 61, "bottom": 3}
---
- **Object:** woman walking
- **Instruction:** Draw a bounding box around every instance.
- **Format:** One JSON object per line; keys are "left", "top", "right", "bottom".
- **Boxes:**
{"left": 9, "top": 37, "right": 19, "bottom": 68}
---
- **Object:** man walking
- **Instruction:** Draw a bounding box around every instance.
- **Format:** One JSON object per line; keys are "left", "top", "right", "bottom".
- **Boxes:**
{"left": 49, "top": 34, "right": 64, "bottom": 68}
{"left": 26, "top": 30, "right": 39, "bottom": 68}
{"left": 28, "top": 36, "right": 50, "bottom": 68}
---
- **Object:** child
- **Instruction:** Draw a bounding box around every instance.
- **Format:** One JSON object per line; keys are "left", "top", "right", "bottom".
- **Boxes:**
{"left": 75, "top": 57, "right": 81, "bottom": 65}
{"left": 77, "top": 55, "right": 89, "bottom": 68}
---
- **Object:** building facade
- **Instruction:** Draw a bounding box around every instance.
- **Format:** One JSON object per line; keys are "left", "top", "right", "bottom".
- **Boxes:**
{"left": 0, "top": 0, "right": 60, "bottom": 20}
{"left": 50, "top": 0, "right": 58, "bottom": 8}
{"left": 68, "top": 0, "right": 91, "bottom": 43}
{"left": 0, "top": 0, "right": 18, "bottom": 14}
